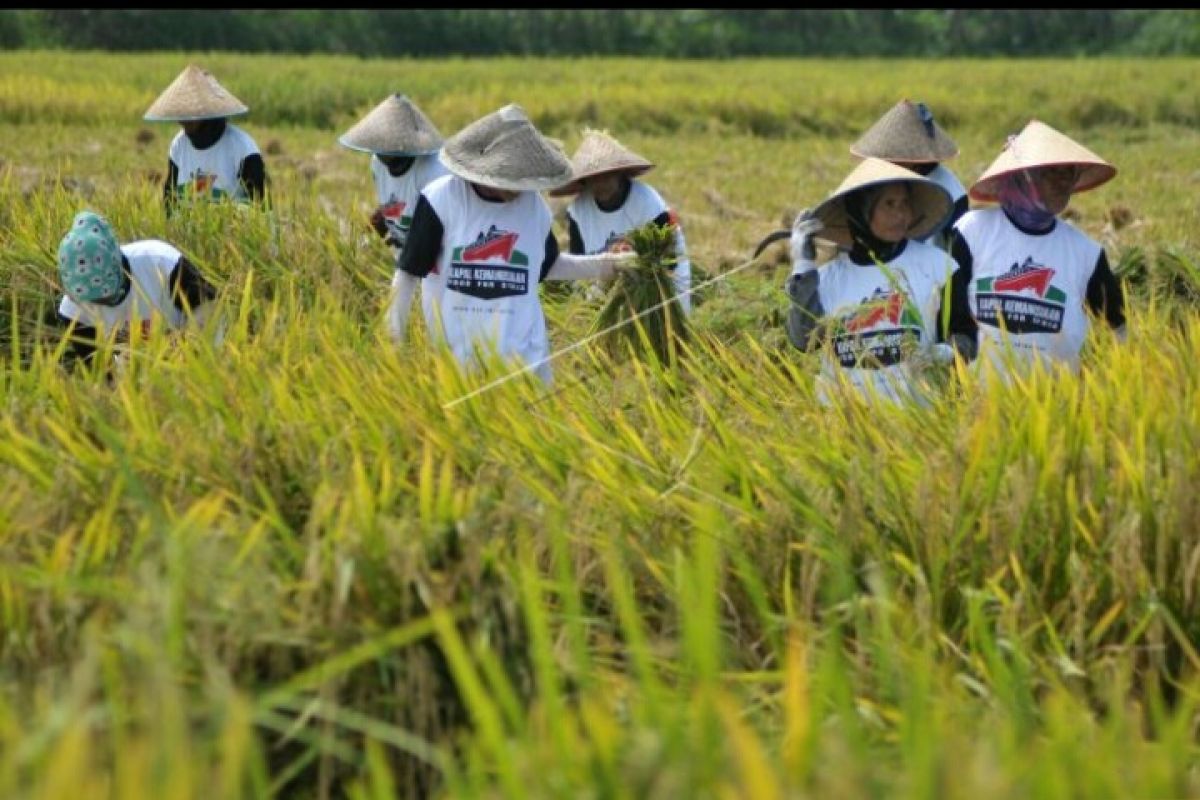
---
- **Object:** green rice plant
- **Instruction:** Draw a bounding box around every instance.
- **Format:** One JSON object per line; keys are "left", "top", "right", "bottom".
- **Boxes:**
{"left": 591, "top": 220, "right": 690, "bottom": 366}
{"left": 2, "top": 51, "right": 1200, "bottom": 800}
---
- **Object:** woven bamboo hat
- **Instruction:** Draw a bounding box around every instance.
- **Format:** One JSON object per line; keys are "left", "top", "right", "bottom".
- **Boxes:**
{"left": 548, "top": 129, "right": 655, "bottom": 197}
{"left": 438, "top": 104, "right": 572, "bottom": 192}
{"left": 969, "top": 119, "right": 1116, "bottom": 203}
{"left": 851, "top": 99, "right": 958, "bottom": 164}
{"left": 144, "top": 64, "right": 248, "bottom": 122}
{"left": 812, "top": 158, "right": 953, "bottom": 247}
{"left": 338, "top": 94, "right": 443, "bottom": 156}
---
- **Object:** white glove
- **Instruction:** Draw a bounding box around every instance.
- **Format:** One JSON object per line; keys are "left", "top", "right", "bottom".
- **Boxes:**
{"left": 387, "top": 270, "right": 419, "bottom": 343}
{"left": 790, "top": 208, "right": 824, "bottom": 273}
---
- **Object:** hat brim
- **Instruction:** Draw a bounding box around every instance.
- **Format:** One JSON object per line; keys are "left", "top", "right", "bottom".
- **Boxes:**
{"left": 969, "top": 162, "right": 1117, "bottom": 203}
{"left": 438, "top": 149, "right": 573, "bottom": 192}
{"left": 548, "top": 164, "right": 655, "bottom": 197}
{"left": 337, "top": 137, "right": 440, "bottom": 157}
{"left": 144, "top": 108, "right": 248, "bottom": 122}
{"left": 813, "top": 177, "right": 953, "bottom": 248}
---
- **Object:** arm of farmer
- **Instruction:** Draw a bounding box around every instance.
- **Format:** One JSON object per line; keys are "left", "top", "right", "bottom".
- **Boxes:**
{"left": 543, "top": 234, "right": 636, "bottom": 281}
{"left": 53, "top": 308, "right": 103, "bottom": 368}
{"left": 1085, "top": 250, "right": 1127, "bottom": 341}
{"left": 163, "top": 158, "right": 179, "bottom": 214}
{"left": 654, "top": 209, "right": 693, "bottom": 315}
{"left": 238, "top": 154, "right": 267, "bottom": 204}
{"left": 169, "top": 255, "right": 224, "bottom": 343}
{"left": 784, "top": 208, "right": 826, "bottom": 351}
{"left": 937, "top": 228, "right": 979, "bottom": 361}
{"left": 369, "top": 206, "right": 390, "bottom": 240}
{"left": 390, "top": 195, "right": 444, "bottom": 342}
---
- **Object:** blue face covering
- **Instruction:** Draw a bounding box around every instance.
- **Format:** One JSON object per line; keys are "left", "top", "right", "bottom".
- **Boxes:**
{"left": 996, "top": 169, "right": 1059, "bottom": 232}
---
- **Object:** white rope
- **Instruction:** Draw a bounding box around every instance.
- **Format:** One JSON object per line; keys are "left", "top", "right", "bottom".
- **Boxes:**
{"left": 441, "top": 254, "right": 763, "bottom": 409}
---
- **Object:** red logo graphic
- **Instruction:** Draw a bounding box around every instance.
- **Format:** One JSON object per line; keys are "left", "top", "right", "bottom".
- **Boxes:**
{"left": 190, "top": 172, "right": 216, "bottom": 195}
{"left": 845, "top": 291, "right": 905, "bottom": 333}
{"left": 463, "top": 226, "right": 519, "bottom": 262}
{"left": 382, "top": 200, "right": 406, "bottom": 221}
{"left": 994, "top": 262, "right": 1055, "bottom": 297}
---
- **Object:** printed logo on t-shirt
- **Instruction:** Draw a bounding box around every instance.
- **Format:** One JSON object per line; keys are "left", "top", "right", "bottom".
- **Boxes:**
{"left": 447, "top": 226, "right": 531, "bottom": 300}
{"left": 831, "top": 288, "right": 923, "bottom": 370}
{"left": 381, "top": 199, "right": 411, "bottom": 247}
{"left": 178, "top": 170, "right": 225, "bottom": 200}
{"left": 974, "top": 256, "right": 1067, "bottom": 334}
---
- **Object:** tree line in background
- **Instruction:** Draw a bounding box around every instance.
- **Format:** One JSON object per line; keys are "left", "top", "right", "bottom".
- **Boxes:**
{"left": 1, "top": 10, "right": 1198, "bottom": 57}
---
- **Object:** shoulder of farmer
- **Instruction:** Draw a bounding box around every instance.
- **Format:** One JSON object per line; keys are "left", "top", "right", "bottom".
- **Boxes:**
{"left": 421, "top": 154, "right": 450, "bottom": 183}
{"left": 169, "top": 253, "right": 218, "bottom": 305}
{"left": 631, "top": 180, "right": 670, "bottom": 215}
{"left": 226, "top": 123, "right": 261, "bottom": 156}
{"left": 421, "top": 173, "right": 458, "bottom": 215}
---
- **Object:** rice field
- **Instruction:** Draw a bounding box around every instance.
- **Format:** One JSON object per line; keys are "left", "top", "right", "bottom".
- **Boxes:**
{"left": 1, "top": 51, "right": 1199, "bottom": 799}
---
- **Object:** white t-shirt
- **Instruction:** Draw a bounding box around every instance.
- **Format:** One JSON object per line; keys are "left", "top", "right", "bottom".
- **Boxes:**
{"left": 956, "top": 207, "right": 1102, "bottom": 376}
{"left": 168, "top": 123, "right": 260, "bottom": 202}
{"left": 58, "top": 240, "right": 185, "bottom": 335}
{"left": 814, "top": 240, "right": 957, "bottom": 405}
{"left": 371, "top": 154, "right": 448, "bottom": 254}
{"left": 422, "top": 175, "right": 555, "bottom": 382}
{"left": 566, "top": 180, "right": 693, "bottom": 313}
{"left": 372, "top": 155, "right": 449, "bottom": 328}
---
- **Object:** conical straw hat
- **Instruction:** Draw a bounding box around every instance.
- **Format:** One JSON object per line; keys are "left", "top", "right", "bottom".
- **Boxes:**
{"left": 144, "top": 64, "right": 249, "bottom": 122}
{"left": 969, "top": 119, "right": 1116, "bottom": 203}
{"left": 438, "top": 104, "right": 573, "bottom": 192}
{"left": 812, "top": 157, "right": 953, "bottom": 247}
{"left": 547, "top": 129, "right": 655, "bottom": 197}
{"left": 338, "top": 94, "right": 444, "bottom": 156}
{"left": 850, "top": 99, "right": 958, "bottom": 164}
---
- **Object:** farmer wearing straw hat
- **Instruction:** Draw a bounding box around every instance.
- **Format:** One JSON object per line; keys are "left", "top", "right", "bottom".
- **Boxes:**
{"left": 144, "top": 65, "right": 267, "bottom": 212}
{"left": 389, "top": 104, "right": 635, "bottom": 382}
{"left": 53, "top": 210, "right": 219, "bottom": 368}
{"left": 784, "top": 157, "right": 962, "bottom": 405}
{"left": 851, "top": 99, "right": 969, "bottom": 251}
{"left": 338, "top": 94, "right": 449, "bottom": 328}
{"left": 550, "top": 129, "right": 693, "bottom": 314}
{"left": 945, "top": 120, "right": 1126, "bottom": 377}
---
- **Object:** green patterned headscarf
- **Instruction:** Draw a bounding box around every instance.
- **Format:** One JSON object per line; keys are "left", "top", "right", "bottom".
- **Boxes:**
{"left": 57, "top": 211, "right": 124, "bottom": 304}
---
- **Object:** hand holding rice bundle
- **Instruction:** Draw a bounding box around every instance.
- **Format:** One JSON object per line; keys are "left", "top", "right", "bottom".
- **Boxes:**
{"left": 591, "top": 219, "right": 690, "bottom": 365}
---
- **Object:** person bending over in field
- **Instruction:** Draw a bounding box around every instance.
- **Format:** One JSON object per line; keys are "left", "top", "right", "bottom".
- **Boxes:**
{"left": 144, "top": 64, "right": 268, "bottom": 213}
{"left": 785, "top": 158, "right": 965, "bottom": 406}
{"left": 550, "top": 129, "right": 693, "bottom": 314}
{"left": 338, "top": 94, "right": 449, "bottom": 329}
{"left": 945, "top": 120, "right": 1127, "bottom": 380}
{"left": 388, "top": 104, "right": 634, "bottom": 383}
{"left": 54, "top": 210, "right": 219, "bottom": 369}
{"left": 850, "top": 99, "right": 969, "bottom": 252}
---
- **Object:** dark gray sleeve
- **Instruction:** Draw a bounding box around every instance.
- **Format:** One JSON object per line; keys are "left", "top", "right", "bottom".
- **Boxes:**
{"left": 55, "top": 312, "right": 101, "bottom": 367}
{"left": 539, "top": 232, "right": 560, "bottom": 283}
{"left": 1085, "top": 250, "right": 1126, "bottom": 329}
{"left": 163, "top": 158, "right": 179, "bottom": 213}
{"left": 567, "top": 214, "right": 585, "bottom": 255}
{"left": 943, "top": 228, "right": 978, "bottom": 360}
{"left": 784, "top": 271, "right": 825, "bottom": 352}
{"left": 238, "top": 154, "right": 267, "bottom": 203}
{"left": 168, "top": 256, "right": 218, "bottom": 312}
{"left": 396, "top": 195, "right": 444, "bottom": 279}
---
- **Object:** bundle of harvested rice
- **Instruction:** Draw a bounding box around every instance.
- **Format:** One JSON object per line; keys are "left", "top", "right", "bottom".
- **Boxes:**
{"left": 591, "top": 220, "right": 689, "bottom": 364}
